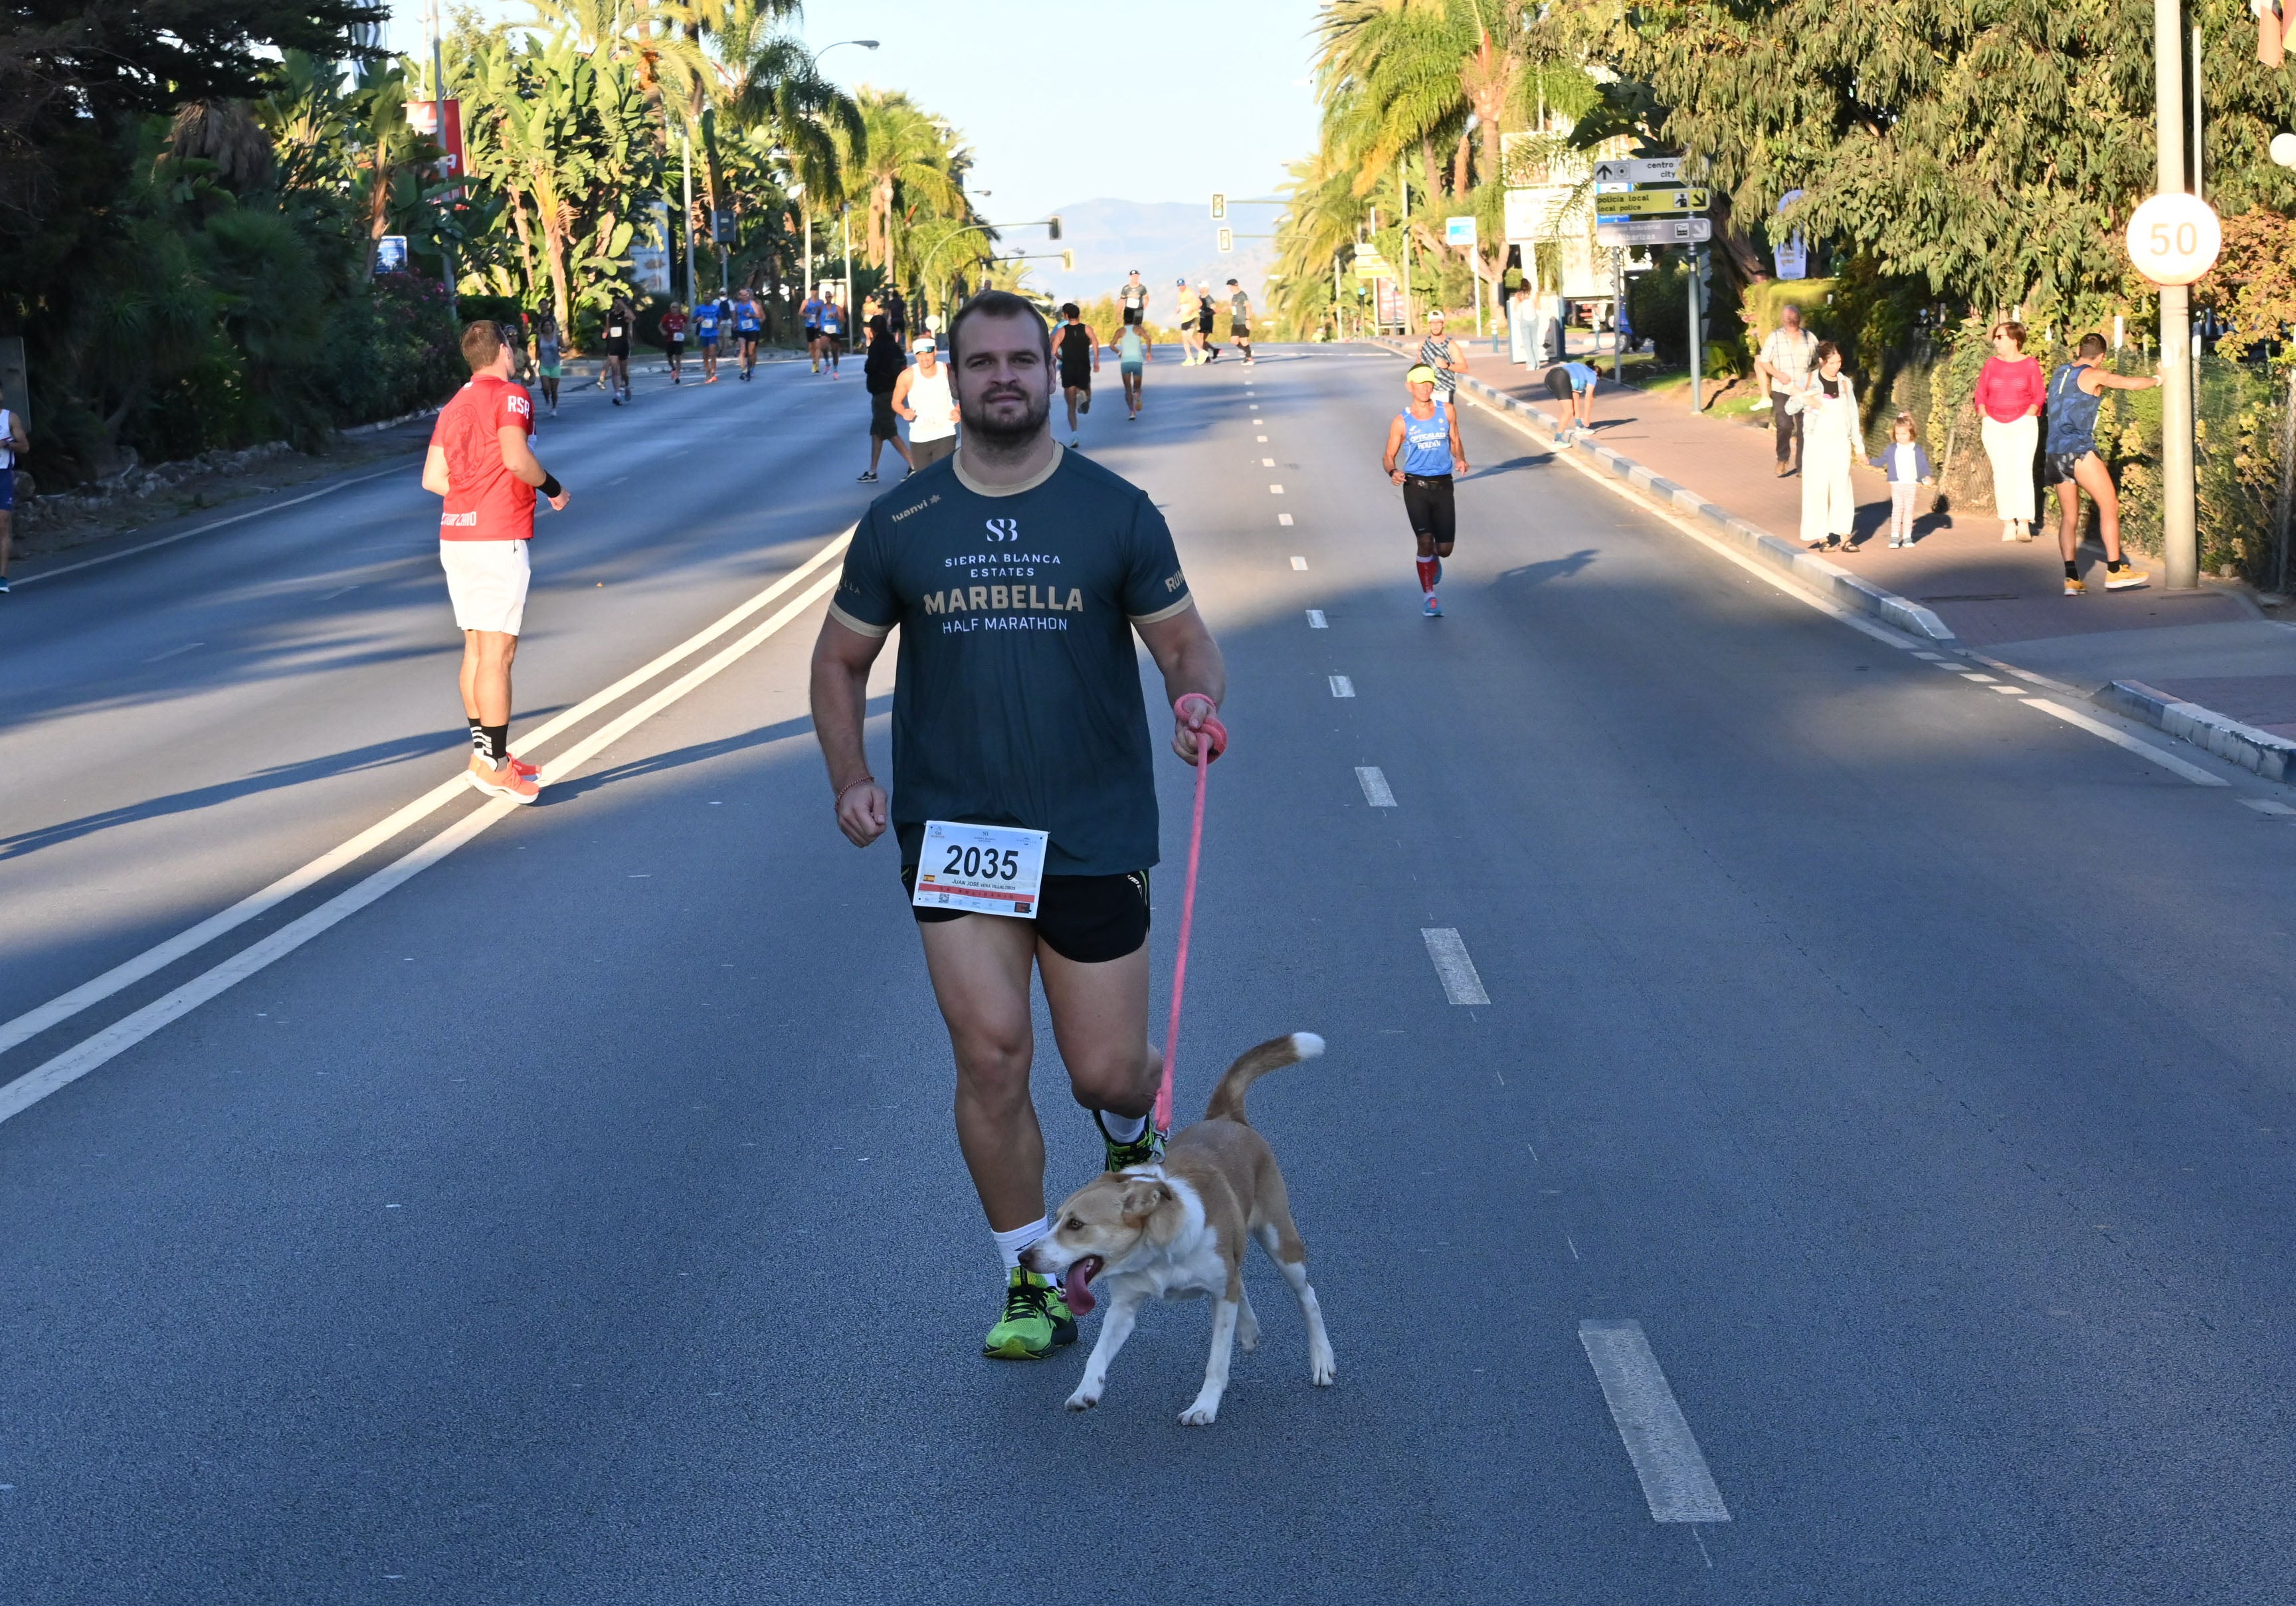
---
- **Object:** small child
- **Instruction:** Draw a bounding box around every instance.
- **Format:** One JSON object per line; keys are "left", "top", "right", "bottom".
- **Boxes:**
{"left": 1883, "top": 412, "right": 1935, "bottom": 548}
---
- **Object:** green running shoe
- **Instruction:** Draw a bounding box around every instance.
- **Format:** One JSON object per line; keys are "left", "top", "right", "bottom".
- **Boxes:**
{"left": 1094, "top": 1110, "right": 1166, "bottom": 1172}
{"left": 983, "top": 1268, "right": 1078, "bottom": 1360}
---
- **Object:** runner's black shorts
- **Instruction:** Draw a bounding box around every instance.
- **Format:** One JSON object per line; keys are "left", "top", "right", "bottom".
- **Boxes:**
{"left": 605, "top": 337, "right": 630, "bottom": 359}
{"left": 1230, "top": 321, "right": 1250, "bottom": 339}
{"left": 804, "top": 325, "right": 821, "bottom": 343}
{"left": 1122, "top": 306, "right": 1143, "bottom": 325}
{"left": 1061, "top": 365, "right": 1092, "bottom": 391}
{"left": 870, "top": 391, "right": 900, "bottom": 440}
{"left": 1545, "top": 365, "right": 1575, "bottom": 402}
{"left": 1402, "top": 473, "right": 1456, "bottom": 546}
{"left": 901, "top": 865, "right": 1151, "bottom": 964}
{"left": 2042, "top": 449, "right": 2095, "bottom": 486}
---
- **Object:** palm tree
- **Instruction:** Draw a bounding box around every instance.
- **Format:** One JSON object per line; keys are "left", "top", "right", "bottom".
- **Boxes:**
{"left": 838, "top": 89, "right": 965, "bottom": 276}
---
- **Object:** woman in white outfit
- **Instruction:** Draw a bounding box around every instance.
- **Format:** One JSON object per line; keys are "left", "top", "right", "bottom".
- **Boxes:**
{"left": 1786, "top": 341, "right": 1869, "bottom": 550}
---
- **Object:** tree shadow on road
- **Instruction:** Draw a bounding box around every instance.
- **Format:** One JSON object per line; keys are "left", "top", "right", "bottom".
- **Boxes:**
{"left": 541, "top": 695, "right": 892, "bottom": 804}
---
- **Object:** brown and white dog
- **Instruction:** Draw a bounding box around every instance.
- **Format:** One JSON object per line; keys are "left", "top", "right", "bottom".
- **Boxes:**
{"left": 1022, "top": 1031, "right": 1336, "bottom": 1425}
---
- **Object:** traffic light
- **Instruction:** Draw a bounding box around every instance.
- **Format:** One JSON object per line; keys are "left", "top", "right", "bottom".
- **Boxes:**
{"left": 1062, "top": 249, "right": 1075, "bottom": 272}
{"left": 1217, "top": 226, "right": 1234, "bottom": 254}
{"left": 1047, "top": 215, "right": 1062, "bottom": 240}
{"left": 1210, "top": 193, "right": 1227, "bottom": 221}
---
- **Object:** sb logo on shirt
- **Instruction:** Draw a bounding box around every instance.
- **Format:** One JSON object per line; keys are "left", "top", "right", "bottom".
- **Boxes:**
{"left": 984, "top": 517, "right": 1020, "bottom": 544}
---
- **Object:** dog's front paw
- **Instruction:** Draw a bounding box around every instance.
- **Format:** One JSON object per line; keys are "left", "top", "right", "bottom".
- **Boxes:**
{"left": 1064, "top": 1387, "right": 1103, "bottom": 1412}
{"left": 1309, "top": 1347, "right": 1337, "bottom": 1386}
{"left": 1177, "top": 1401, "right": 1220, "bottom": 1426}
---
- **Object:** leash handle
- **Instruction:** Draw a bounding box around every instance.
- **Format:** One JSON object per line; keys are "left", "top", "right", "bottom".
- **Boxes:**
{"left": 1156, "top": 696, "right": 1222, "bottom": 1132}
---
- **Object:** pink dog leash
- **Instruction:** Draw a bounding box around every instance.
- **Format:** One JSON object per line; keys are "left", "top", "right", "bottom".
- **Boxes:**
{"left": 1156, "top": 693, "right": 1228, "bottom": 1134}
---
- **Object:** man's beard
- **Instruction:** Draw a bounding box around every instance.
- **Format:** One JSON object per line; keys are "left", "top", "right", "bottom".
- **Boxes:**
{"left": 960, "top": 385, "right": 1051, "bottom": 447}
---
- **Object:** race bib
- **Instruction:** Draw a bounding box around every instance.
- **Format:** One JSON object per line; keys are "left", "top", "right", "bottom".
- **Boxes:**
{"left": 913, "top": 821, "right": 1048, "bottom": 919}
{"left": 609, "top": 325, "right": 624, "bottom": 337}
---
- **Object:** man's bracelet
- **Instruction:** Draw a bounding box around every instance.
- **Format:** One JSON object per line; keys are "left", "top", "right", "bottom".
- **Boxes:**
{"left": 539, "top": 472, "right": 562, "bottom": 497}
{"left": 835, "top": 775, "right": 877, "bottom": 801}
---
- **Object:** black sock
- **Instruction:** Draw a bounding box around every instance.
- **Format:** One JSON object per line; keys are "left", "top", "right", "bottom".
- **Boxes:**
{"left": 468, "top": 717, "right": 487, "bottom": 757}
{"left": 2107, "top": 557, "right": 2125, "bottom": 572}
{"left": 2064, "top": 561, "right": 2079, "bottom": 580}
{"left": 481, "top": 723, "right": 509, "bottom": 764}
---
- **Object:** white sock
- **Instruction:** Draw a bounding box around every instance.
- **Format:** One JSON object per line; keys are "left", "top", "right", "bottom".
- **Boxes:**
{"left": 992, "top": 1215, "right": 1050, "bottom": 1273}
{"left": 1100, "top": 1111, "right": 1148, "bottom": 1144}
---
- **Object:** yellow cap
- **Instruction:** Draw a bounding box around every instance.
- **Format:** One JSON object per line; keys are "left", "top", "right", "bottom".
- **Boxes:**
{"left": 1405, "top": 364, "right": 1438, "bottom": 385}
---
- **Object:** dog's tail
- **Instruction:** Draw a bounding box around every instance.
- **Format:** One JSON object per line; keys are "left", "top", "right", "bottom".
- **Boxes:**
{"left": 1202, "top": 1032, "right": 1324, "bottom": 1126}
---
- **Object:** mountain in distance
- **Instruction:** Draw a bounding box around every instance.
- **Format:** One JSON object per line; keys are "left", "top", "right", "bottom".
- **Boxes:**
{"left": 1018, "top": 197, "right": 1276, "bottom": 317}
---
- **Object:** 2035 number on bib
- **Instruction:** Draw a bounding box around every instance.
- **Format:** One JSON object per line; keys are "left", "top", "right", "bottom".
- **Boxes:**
{"left": 913, "top": 820, "right": 1049, "bottom": 919}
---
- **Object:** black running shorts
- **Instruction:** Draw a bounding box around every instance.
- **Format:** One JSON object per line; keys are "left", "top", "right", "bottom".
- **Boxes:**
{"left": 1544, "top": 365, "right": 1575, "bottom": 403}
{"left": 870, "top": 391, "right": 900, "bottom": 440}
{"left": 1402, "top": 473, "right": 1456, "bottom": 547}
{"left": 2042, "top": 450, "right": 2093, "bottom": 487}
{"left": 901, "top": 865, "right": 1151, "bottom": 964}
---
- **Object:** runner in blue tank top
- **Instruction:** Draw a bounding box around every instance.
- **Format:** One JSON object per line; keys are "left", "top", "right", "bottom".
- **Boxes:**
{"left": 1381, "top": 365, "right": 1470, "bottom": 617}
{"left": 2044, "top": 332, "right": 2161, "bottom": 594}
{"left": 694, "top": 300, "right": 722, "bottom": 384}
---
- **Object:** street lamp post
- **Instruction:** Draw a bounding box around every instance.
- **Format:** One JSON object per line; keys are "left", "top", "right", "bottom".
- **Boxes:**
{"left": 2156, "top": 0, "right": 2198, "bottom": 590}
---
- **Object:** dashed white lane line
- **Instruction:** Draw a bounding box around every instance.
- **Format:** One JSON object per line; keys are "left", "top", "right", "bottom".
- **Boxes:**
{"left": 2243, "top": 798, "right": 2296, "bottom": 816}
{"left": 1962, "top": 672, "right": 1998, "bottom": 683}
{"left": 1989, "top": 683, "right": 2026, "bottom": 693}
{"left": 1914, "top": 651, "right": 1946, "bottom": 661}
{"left": 143, "top": 642, "right": 206, "bottom": 663}
{"left": 0, "top": 528, "right": 857, "bottom": 1069}
{"left": 1252, "top": 417, "right": 1264, "bottom": 424}
{"left": 1306, "top": 609, "right": 1327, "bottom": 628}
{"left": 1257, "top": 434, "right": 1268, "bottom": 442}
{"left": 1578, "top": 1319, "right": 1732, "bottom": 1524}
{"left": 1420, "top": 928, "right": 1489, "bottom": 1004}
{"left": 1355, "top": 766, "right": 1396, "bottom": 806}
{"left": 1270, "top": 484, "right": 1285, "bottom": 494}
{"left": 1262, "top": 458, "right": 1276, "bottom": 467}
{"left": 1328, "top": 675, "right": 1355, "bottom": 697}
{"left": 2025, "top": 699, "right": 2230, "bottom": 785}
{"left": 1290, "top": 555, "right": 1308, "bottom": 570}
{"left": 1279, "top": 513, "right": 1295, "bottom": 526}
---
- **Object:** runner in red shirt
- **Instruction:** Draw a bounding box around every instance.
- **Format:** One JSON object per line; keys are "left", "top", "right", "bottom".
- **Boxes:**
{"left": 422, "top": 320, "right": 571, "bottom": 803}
{"left": 661, "top": 302, "right": 689, "bottom": 385}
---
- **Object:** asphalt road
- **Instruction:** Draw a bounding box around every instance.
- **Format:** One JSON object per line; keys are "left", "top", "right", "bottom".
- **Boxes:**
{"left": 4, "top": 345, "right": 2296, "bottom": 1603}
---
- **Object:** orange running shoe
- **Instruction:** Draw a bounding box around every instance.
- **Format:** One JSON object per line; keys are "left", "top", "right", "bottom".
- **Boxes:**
{"left": 466, "top": 753, "right": 539, "bottom": 804}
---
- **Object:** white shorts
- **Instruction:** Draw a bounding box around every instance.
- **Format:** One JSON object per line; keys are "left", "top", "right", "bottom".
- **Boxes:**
{"left": 439, "top": 539, "right": 531, "bottom": 635}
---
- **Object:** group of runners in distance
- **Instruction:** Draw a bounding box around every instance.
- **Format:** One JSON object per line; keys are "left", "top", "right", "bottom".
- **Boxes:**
{"left": 419, "top": 277, "right": 1481, "bottom": 1359}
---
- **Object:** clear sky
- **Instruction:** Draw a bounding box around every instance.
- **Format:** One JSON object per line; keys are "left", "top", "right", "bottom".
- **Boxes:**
{"left": 387, "top": 0, "right": 1325, "bottom": 228}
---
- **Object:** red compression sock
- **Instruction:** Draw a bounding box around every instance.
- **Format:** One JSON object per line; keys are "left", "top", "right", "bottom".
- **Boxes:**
{"left": 1416, "top": 558, "right": 1438, "bottom": 593}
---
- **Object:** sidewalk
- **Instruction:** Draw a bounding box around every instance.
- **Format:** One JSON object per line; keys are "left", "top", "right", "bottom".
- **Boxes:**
{"left": 1420, "top": 341, "right": 2296, "bottom": 779}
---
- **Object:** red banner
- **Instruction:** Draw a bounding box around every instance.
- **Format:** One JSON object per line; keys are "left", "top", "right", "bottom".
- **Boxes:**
{"left": 405, "top": 99, "right": 466, "bottom": 199}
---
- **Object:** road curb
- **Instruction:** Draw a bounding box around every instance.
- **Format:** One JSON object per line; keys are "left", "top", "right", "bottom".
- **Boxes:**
{"left": 2093, "top": 679, "right": 2296, "bottom": 782}
{"left": 1371, "top": 339, "right": 1956, "bottom": 642}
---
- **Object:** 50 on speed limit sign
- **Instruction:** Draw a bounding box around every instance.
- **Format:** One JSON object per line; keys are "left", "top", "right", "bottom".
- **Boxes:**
{"left": 2125, "top": 192, "right": 2222, "bottom": 286}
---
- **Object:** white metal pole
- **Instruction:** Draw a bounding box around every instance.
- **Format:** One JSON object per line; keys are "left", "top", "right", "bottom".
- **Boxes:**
{"left": 2157, "top": 0, "right": 2198, "bottom": 589}
{"left": 680, "top": 132, "right": 694, "bottom": 310}
{"left": 1398, "top": 155, "right": 1412, "bottom": 336}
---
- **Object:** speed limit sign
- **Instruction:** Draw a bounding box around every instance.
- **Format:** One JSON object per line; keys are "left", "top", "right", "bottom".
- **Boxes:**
{"left": 2125, "top": 192, "right": 2222, "bottom": 286}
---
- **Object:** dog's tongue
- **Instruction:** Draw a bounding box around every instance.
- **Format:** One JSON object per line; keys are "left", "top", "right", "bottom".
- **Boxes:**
{"left": 1064, "top": 1257, "right": 1102, "bottom": 1316}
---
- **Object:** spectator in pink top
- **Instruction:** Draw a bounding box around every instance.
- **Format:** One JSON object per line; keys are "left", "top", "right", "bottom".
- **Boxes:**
{"left": 1972, "top": 320, "right": 2045, "bottom": 541}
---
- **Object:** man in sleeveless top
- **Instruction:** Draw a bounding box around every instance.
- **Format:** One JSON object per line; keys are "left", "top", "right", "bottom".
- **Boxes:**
{"left": 1053, "top": 302, "right": 1099, "bottom": 446}
{"left": 1382, "top": 364, "right": 1470, "bottom": 617}
{"left": 2046, "top": 332, "right": 2160, "bottom": 595}
{"left": 1419, "top": 310, "right": 1468, "bottom": 398}
{"left": 1176, "top": 278, "right": 1202, "bottom": 365}
{"left": 892, "top": 333, "right": 959, "bottom": 469}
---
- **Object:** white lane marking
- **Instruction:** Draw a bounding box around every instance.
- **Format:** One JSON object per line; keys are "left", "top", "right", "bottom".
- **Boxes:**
{"left": 1420, "top": 928, "right": 1489, "bottom": 1005}
{"left": 1257, "top": 435, "right": 1268, "bottom": 442}
{"left": 1989, "top": 684, "right": 2025, "bottom": 695}
{"left": 1290, "top": 555, "right": 1308, "bottom": 570}
{"left": 1355, "top": 766, "right": 1396, "bottom": 806}
{"left": 143, "top": 642, "right": 206, "bottom": 664}
{"left": 1279, "top": 513, "right": 1295, "bottom": 526}
{"left": 1270, "top": 484, "right": 1285, "bottom": 494}
{"left": 2242, "top": 798, "right": 2296, "bottom": 816}
{"left": 0, "top": 566, "right": 846, "bottom": 1127}
{"left": 1578, "top": 1319, "right": 1732, "bottom": 1524}
{"left": 15, "top": 466, "right": 406, "bottom": 588}
{"left": 2024, "top": 699, "right": 2230, "bottom": 786}
{"left": 1262, "top": 458, "right": 1276, "bottom": 467}
{"left": 1252, "top": 418, "right": 1263, "bottom": 424}
{"left": 1929, "top": 660, "right": 1963, "bottom": 669}
{"left": 1328, "top": 675, "right": 1355, "bottom": 697}
{"left": 1460, "top": 393, "right": 1920, "bottom": 652}
{"left": 315, "top": 584, "right": 362, "bottom": 601}
{"left": 1306, "top": 609, "right": 1327, "bottom": 628}
{"left": 0, "top": 529, "right": 855, "bottom": 1062}
{"left": 1913, "top": 651, "right": 1945, "bottom": 660}
{"left": 1962, "top": 673, "right": 1998, "bottom": 683}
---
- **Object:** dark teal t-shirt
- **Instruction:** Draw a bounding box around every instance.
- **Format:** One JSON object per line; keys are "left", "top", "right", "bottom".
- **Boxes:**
{"left": 830, "top": 444, "right": 1195, "bottom": 875}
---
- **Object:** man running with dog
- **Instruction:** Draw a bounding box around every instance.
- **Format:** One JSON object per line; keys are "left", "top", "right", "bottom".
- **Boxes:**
{"left": 810, "top": 288, "right": 1228, "bottom": 1362}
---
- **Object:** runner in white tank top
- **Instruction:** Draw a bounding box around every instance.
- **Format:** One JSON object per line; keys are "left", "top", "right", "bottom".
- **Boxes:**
{"left": 892, "top": 335, "right": 959, "bottom": 471}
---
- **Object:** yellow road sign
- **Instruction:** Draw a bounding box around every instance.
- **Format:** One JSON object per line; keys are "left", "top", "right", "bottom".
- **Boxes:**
{"left": 1594, "top": 188, "right": 1711, "bottom": 217}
